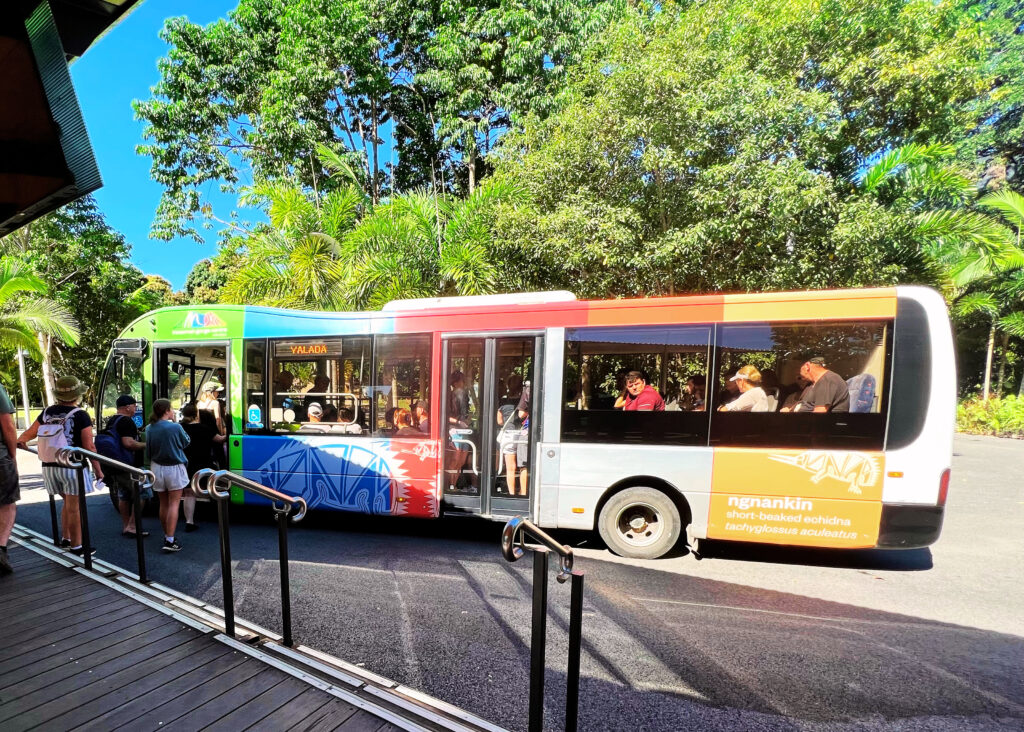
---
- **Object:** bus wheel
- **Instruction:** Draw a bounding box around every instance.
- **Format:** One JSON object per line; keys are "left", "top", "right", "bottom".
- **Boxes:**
{"left": 598, "top": 487, "right": 681, "bottom": 560}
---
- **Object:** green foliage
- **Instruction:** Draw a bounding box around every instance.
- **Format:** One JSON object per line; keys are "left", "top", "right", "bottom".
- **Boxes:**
{"left": 490, "top": 0, "right": 992, "bottom": 297}
{"left": 0, "top": 261, "right": 79, "bottom": 355}
{"left": 957, "top": 395, "right": 1024, "bottom": 437}
{"left": 134, "top": 0, "right": 619, "bottom": 240}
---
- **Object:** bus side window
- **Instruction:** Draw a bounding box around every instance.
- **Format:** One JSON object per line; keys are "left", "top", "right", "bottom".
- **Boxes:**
{"left": 710, "top": 320, "right": 892, "bottom": 449}
{"left": 374, "top": 334, "right": 432, "bottom": 438}
{"left": 561, "top": 325, "right": 712, "bottom": 445}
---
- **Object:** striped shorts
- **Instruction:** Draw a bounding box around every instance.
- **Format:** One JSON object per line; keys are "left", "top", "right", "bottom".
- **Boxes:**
{"left": 42, "top": 464, "right": 96, "bottom": 497}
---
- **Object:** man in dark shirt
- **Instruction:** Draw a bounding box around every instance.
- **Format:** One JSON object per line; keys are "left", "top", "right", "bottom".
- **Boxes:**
{"left": 798, "top": 357, "right": 850, "bottom": 413}
{"left": 0, "top": 381, "right": 19, "bottom": 574}
{"left": 106, "top": 395, "right": 148, "bottom": 536}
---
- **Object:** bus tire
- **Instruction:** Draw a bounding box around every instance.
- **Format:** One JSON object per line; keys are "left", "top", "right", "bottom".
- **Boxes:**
{"left": 598, "top": 487, "right": 681, "bottom": 560}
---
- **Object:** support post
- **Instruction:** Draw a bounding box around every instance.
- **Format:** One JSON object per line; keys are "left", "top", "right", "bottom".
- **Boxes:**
{"left": 132, "top": 475, "right": 148, "bottom": 583}
{"left": 565, "top": 571, "right": 585, "bottom": 732}
{"left": 76, "top": 464, "right": 92, "bottom": 571}
{"left": 216, "top": 498, "right": 235, "bottom": 638}
{"left": 277, "top": 509, "right": 293, "bottom": 647}
{"left": 529, "top": 549, "right": 549, "bottom": 732}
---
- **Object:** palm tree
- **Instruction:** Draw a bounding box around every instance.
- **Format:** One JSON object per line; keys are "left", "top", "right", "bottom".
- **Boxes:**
{"left": 0, "top": 261, "right": 80, "bottom": 403}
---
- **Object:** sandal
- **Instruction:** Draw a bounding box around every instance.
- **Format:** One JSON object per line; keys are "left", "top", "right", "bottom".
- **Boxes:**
{"left": 122, "top": 530, "right": 150, "bottom": 538}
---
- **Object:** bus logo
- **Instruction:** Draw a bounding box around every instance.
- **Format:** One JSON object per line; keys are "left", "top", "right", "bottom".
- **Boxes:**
{"left": 769, "top": 451, "right": 881, "bottom": 495}
{"left": 183, "top": 312, "right": 226, "bottom": 329}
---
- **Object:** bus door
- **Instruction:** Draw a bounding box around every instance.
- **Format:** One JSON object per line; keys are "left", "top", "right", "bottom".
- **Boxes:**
{"left": 154, "top": 343, "right": 230, "bottom": 427}
{"left": 441, "top": 334, "right": 541, "bottom": 518}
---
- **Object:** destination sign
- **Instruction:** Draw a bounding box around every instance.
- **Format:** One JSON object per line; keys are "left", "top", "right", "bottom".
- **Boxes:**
{"left": 273, "top": 339, "right": 343, "bottom": 358}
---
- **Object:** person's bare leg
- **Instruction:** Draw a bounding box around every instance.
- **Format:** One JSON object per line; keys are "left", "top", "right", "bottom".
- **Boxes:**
{"left": 119, "top": 499, "right": 133, "bottom": 532}
{"left": 519, "top": 467, "right": 529, "bottom": 497}
{"left": 504, "top": 453, "right": 518, "bottom": 496}
{"left": 0, "top": 503, "right": 15, "bottom": 547}
{"left": 60, "top": 497, "right": 71, "bottom": 542}
{"left": 163, "top": 489, "right": 182, "bottom": 539}
{"left": 64, "top": 497, "right": 81, "bottom": 547}
{"left": 182, "top": 495, "right": 196, "bottom": 525}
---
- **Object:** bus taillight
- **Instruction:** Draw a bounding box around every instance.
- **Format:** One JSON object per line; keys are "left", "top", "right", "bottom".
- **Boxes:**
{"left": 938, "top": 468, "right": 951, "bottom": 506}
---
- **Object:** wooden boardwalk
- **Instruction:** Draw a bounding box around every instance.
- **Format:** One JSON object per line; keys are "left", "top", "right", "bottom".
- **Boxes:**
{"left": 0, "top": 543, "right": 404, "bottom": 731}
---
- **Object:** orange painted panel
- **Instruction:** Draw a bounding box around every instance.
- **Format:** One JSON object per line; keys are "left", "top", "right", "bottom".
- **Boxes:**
{"left": 712, "top": 448, "right": 884, "bottom": 501}
{"left": 707, "top": 494, "right": 881, "bottom": 547}
{"left": 721, "top": 288, "right": 897, "bottom": 323}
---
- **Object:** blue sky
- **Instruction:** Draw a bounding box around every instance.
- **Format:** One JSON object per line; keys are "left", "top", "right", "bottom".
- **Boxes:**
{"left": 70, "top": 0, "right": 239, "bottom": 289}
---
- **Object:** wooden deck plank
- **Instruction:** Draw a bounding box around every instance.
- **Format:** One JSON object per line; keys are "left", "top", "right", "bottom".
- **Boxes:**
{"left": 0, "top": 620, "right": 184, "bottom": 697}
{"left": 3, "top": 593, "right": 133, "bottom": 637}
{"left": 203, "top": 676, "right": 316, "bottom": 731}
{"left": 0, "top": 574, "right": 95, "bottom": 609}
{"left": 68, "top": 648, "right": 251, "bottom": 732}
{"left": 244, "top": 687, "right": 335, "bottom": 732}
{"left": 0, "top": 628, "right": 201, "bottom": 724}
{"left": 0, "top": 604, "right": 152, "bottom": 662}
{"left": 159, "top": 668, "right": 291, "bottom": 732}
{"left": 290, "top": 703, "right": 363, "bottom": 732}
{"left": 4, "top": 587, "right": 116, "bottom": 633}
{"left": 39, "top": 643, "right": 236, "bottom": 731}
{"left": 0, "top": 576, "right": 100, "bottom": 612}
{"left": 334, "top": 710, "right": 395, "bottom": 731}
{"left": 0, "top": 613, "right": 170, "bottom": 680}
{"left": 3, "top": 635, "right": 220, "bottom": 732}
{"left": 126, "top": 653, "right": 268, "bottom": 731}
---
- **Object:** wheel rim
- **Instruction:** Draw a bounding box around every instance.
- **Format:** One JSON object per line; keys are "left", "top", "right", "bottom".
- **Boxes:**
{"left": 614, "top": 501, "right": 664, "bottom": 548}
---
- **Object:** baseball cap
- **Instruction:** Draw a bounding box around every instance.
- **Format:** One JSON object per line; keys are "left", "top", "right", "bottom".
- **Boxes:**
{"left": 807, "top": 356, "right": 826, "bottom": 366}
{"left": 307, "top": 402, "right": 323, "bottom": 419}
{"left": 115, "top": 395, "right": 137, "bottom": 408}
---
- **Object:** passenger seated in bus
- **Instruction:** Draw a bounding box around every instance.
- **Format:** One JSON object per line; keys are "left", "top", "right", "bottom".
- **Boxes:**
{"left": 616, "top": 371, "right": 665, "bottom": 411}
{"left": 682, "top": 375, "right": 706, "bottom": 411}
{"left": 780, "top": 373, "right": 813, "bottom": 412}
{"left": 379, "top": 406, "right": 397, "bottom": 436}
{"left": 796, "top": 357, "right": 850, "bottom": 412}
{"left": 306, "top": 374, "right": 330, "bottom": 396}
{"left": 307, "top": 402, "right": 323, "bottom": 422}
{"left": 760, "top": 369, "right": 781, "bottom": 412}
{"left": 273, "top": 370, "right": 294, "bottom": 407}
{"left": 394, "top": 408, "right": 421, "bottom": 437}
{"left": 321, "top": 404, "right": 339, "bottom": 422}
{"left": 718, "top": 365, "right": 772, "bottom": 412}
{"left": 717, "top": 367, "right": 741, "bottom": 407}
{"left": 414, "top": 400, "right": 430, "bottom": 434}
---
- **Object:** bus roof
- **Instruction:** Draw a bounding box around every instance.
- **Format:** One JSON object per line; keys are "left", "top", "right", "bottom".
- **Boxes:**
{"left": 118, "top": 287, "right": 901, "bottom": 342}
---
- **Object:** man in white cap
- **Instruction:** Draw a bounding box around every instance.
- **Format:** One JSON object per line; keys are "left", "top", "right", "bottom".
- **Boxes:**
{"left": 18, "top": 376, "right": 104, "bottom": 556}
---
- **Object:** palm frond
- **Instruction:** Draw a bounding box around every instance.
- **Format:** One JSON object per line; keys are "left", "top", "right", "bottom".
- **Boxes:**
{"left": 316, "top": 143, "right": 363, "bottom": 188}
{"left": 0, "top": 325, "right": 43, "bottom": 355}
{"left": 998, "top": 310, "right": 1024, "bottom": 337}
{"left": 952, "top": 292, "right": 999, "bottom": 319}
{"left": 859, "top": 143, "right": 955, "bottom": 193}
{"left": 979, "top": 189, "right": 1024, "bottom": 234}
{"left": 9, "top": 297, "right": 79, "bottom": 345}
{"left": 0, "top": 261, "right": 48, "bottom": 303}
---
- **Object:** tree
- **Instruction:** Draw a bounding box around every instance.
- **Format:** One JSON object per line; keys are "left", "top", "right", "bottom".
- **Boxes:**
{"left": 134, "top": 0, "right": 619, "bottom": 241}
{"left": 1, "top": 197, "right": 143, "bottom": 401}
{"left": 489, "top": 0, "right": 994, "bottom": 297}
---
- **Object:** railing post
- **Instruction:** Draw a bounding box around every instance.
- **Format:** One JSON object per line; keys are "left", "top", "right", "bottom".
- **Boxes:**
{"left": 75, "top": 461, "right": 92, "bottom": 571}
{"left": 565, "top": 570, "right": 584, "bottom": 732}
{"left": 277, "top": 507, "right": 293, "bottom": 647}
{"left": 132, "top": 474, "right": 148, "bottom": 583}
{"left": 216, "top": 496, "right": 235, "bottom": 638}
{"left": 529, "top": 549, "right": 549, "bottom": 732}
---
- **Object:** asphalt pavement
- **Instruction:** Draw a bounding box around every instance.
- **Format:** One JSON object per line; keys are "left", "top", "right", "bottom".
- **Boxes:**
{"left": 10, "top": 434, "right": 1024, "bottom": 731}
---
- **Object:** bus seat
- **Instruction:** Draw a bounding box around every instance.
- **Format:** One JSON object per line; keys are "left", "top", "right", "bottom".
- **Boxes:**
{"left": 846, "top": 373, "right": 876, "bottom": 413}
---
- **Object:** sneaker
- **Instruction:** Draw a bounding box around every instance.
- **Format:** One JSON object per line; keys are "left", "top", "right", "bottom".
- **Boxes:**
{"left": 0, "top": 550, "right": 12, "bottom": 575}
{"left": 161, "top": 540, "right": 182, "bottom": 553}
{"left": 69, "top": 546, "right": 97, "bottom": 557}
{"left": 60, "top": 538, "right": 71, "bottom": 548}
{"left": 184, "top": 523, "right": 198, "bottom": 533}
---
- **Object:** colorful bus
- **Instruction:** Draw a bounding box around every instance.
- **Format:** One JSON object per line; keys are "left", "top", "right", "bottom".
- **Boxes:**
{"left": 96, "top": 286, "right": 954, "bottom": 559}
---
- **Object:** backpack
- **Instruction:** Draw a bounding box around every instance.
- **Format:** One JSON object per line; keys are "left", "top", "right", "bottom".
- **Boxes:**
{"left": 36, "top": 407, "right": 83, "bottom": 463}
{"left": 95, "top": 415, "right": 134, "bottom": 467}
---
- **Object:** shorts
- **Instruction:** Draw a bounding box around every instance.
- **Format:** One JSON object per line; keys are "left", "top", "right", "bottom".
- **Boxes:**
{"left": 0, "top": 455, "right": 19, "bottom": 505}
{"left": 42, "top": 464, "right": 95, "bottom": 497}
{"left": 151, "top": 463, "right": 188, "bottom": 493}
{"left": 109, "top": 471, "right": 153, "bottom": 502}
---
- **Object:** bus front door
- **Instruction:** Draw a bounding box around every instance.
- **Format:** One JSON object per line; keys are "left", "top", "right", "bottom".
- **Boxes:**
{"left": 441, "top": 335, "right": 540, "bottom": 518}
{"left": 153, "top": 343, "right": 229, "bottom": 425}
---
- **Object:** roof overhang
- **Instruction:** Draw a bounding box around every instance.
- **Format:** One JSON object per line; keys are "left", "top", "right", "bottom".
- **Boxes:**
{"left": 0, "top": 1, "right": 141, "bottom": 236}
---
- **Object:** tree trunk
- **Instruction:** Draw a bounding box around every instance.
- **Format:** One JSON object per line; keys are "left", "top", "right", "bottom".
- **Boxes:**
{"left": 467, "top": 142, "right": 476, "bottom": 194}
{"left": 982, "top": 321, "right": 995, "bottom": 400}
{"left": 37, "top": 332, "right": 55, "bottom": 404}
{"left": 995, "top": 332, "right": 1009, "bottom": 398}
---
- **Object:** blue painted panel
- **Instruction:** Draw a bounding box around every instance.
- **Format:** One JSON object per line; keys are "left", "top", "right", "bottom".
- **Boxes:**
{"left": 241, "top": 307, "right": 395, "bottom": 339}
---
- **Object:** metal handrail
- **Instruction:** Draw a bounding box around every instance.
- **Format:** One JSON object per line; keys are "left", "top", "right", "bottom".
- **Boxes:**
{"left": 55, "top": 446, "right": 156, "bottom": 486}
{"left": 190, "top": 467, "right": 305, "bottom": 646}
{"left": 502, "top": 516, "right": 585, "bottom": 732}
{"left": 194, "top": 468, "right": 307, "bottom": 521}
{"left": 502, "top": 515, "right": 574, "bottom": 581}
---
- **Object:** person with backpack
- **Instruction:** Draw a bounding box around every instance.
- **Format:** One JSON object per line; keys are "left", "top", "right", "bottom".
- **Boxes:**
{"left": 146, "top": 399, "right": 190, "bottom": 552}
{"left": 17, "top": 376, "right": 103, "bottom": 556}
{"left": 96, "top": 395, "right": 148, "bottom": 537}
{"left": 180, "top": 402, "right": 224, "bottom": 532}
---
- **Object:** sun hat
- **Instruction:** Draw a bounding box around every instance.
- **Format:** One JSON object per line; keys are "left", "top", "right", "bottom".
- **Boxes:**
{"left": 730, "top": 365, "right": 762, "bottom": 384}
{"left": 54, "top": 376, "right": 87, "bottom": 401}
